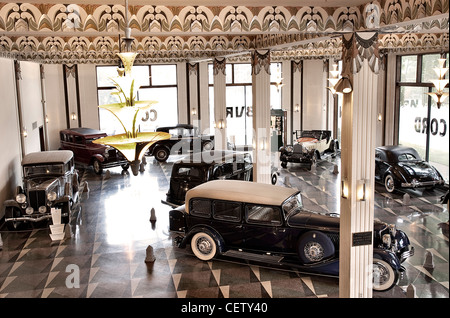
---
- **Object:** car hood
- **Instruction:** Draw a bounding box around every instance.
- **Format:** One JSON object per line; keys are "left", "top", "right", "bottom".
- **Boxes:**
{"left": 397, "top": 161, "right": 437, "bottom": 176}
{"left": 288, "top": 209, "right": 340, "bottom": 230}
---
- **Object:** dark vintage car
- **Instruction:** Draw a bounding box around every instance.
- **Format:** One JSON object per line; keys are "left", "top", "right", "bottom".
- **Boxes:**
{"left": 3, "top": 150, "right": 80, "bottom": 230}
{"left": 169, "top": 180, "right": 414, "bottom": 291}
{"left": 375, "top": 145, "right": 445, "bottom": 193}
{"left": 147, "top": 124, "right": 214, "bottom": 162}
{"left": 279, "top": 130, "right": 338, "bottom": 169}
{"left": 60, "top": 128, "right": 129, "bottom": 174}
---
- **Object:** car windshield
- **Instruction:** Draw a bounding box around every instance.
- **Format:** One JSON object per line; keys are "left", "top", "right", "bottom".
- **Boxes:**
{"left": 174, "top": 166, "right": 202, "bottom": 178}
{"left": 24, "top": 164, "right": 64, "bottom": 177}
{"left": 397, "top": 153, "right": 419, "bottom": 161}
{"left": 282, "top": 193, "right": 303, "bottom": 218}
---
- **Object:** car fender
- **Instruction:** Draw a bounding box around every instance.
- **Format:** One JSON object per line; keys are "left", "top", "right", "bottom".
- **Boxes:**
{"left": 373, "top": 248, "right": 402, "bottom": 271}
{"left": 91, "top": 154, "right": 105, "bottom": 163}
{"left": 385, "top": 167, "right": 406, "bottom": 184}
{"left": 3, "top": 199, "right": 21, "bottom": 209}
{"left": 181, "top": 225, "right": 226, "bottom": 253}
{"left": 148, "top": 143, "right": 170, "bottom": 155}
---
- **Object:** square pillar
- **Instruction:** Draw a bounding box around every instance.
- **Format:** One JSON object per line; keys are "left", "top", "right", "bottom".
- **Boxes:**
{"left": 251, "top": 50, "right": 272, "bottom": 184}
{"left": 339, "top": 32, "right": 381, "bottom": 298}
{"left": 213, "top": 58, "right": 227, "bottom": 150}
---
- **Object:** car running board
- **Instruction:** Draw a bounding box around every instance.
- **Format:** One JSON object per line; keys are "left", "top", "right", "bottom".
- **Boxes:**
{"left": 222, "top": 250, "right": 284, "bottom": 264}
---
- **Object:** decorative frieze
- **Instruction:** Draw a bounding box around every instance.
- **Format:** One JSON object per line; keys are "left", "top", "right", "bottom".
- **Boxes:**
{"left": 0, "top": 2, "right": 447, "bottom": 63}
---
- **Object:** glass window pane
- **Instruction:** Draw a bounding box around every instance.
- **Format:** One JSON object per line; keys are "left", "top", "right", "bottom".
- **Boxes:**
{"left": 150, "top": 65, "right": 177, "bottom": 85}
{"left": 208, "top": 64, "right": 213, "bottom": 85}
{"left": 429, "top": 87, "right": 449, "bottom": 183}
{"left": 234, "top": 64, "right": 252, "bottom": 84}
{"left": 226, "top": 86, "right": 246, "bottom": 145}
{"left": 398, "top": 86, "right": 429, "bottom": 159}
{"left": 226, "top": 64, "right": 233, "bottom": 84}
{"left": 400, "top": 56, "right": 417, "bottom": 82}
{"left": 132, "top": 65, "right": 150, "bottom": 87}
{"left": 421, "top": 54, "right": 441, "bottom": 83}
{"left": 96, "top": 66, "right": 119, "bottom": 87}
{"left": 270, "top": 62, "right": 282, "bottom": 83}
{"left": 138, "top": 87, "right": 178, "bottom": 130}
{"left": 270, "top": 85, "right": 282, "bottom": 109}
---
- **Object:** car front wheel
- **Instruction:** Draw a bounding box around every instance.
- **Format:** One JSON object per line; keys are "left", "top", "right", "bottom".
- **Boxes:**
{"left": 373, "top": 259, "right": 399, "bottom": 291}
{"left": 92, "top": 159, "right": 103, "bottom": 175}
{"left": 191, "top": 232, "right": 217, "bottom": 261}
{"left": 154, "top": 147, "right": 170, "bottom": 162}
{"left": 384, "top": 173, "right": 395, "bottom": 193}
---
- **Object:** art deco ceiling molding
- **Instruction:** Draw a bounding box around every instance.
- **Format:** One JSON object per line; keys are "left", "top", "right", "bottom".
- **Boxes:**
{"left": 0, "top": 1, "right": 448, "bottom": 63}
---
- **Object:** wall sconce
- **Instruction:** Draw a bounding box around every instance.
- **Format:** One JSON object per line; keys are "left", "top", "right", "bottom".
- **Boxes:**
{"left": 335, "top": 77, "right": 353, "bottom": 94}
{"left": 71, "top": 112, "right": 77, "bottom": 121}
{"left": 341, "top": 178, "right": 349, "bottom": 199}
{"left": 191, "top": 108, "right": 197, "bottom": 116}
{"left": 45, "top": 115, "right": 49, "bottom": 123}
{"left": 259, "top": 137, "right": 267, "bottom": 150}
{"left": 327, "top": 63, "right": 340, "bottom": 95}
{"left": 294, "top": 104, "right": 300, "bottom": 112}
{"left": 377, "top": 113, "right": 382, "bottom": 121}
{"left": 214, "top": 119, "right": 225, "bottom": 129}
{"left": 274, "top": 64, "right": 284, "bottom": 92}
{"left": 426, "top": 56, "right": 449, "bottom": 109}
{"left": 356, "top": 179, "right": 368, "bottom": 202}
{"left": 22, "top": 126, "right": 28, "bottom": 138}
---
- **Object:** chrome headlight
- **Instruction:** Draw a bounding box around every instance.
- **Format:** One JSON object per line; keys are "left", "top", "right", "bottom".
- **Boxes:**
{"left": 16, "top": 193, "right": 26, "bottom": 204}
{"left": 47, "top": 191, "right": 57, "bottom": 201}
{"left": 25, "top": 206, "right": 34, "bottom": 215}
{"left": 39, "top": 206, "right": 47, "bottom": 213}
{"left": 382, "top": 234, "right": 391, "bottom": 246}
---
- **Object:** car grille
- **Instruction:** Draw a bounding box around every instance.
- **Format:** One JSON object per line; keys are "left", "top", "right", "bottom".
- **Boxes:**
{"left": 28, "top": 190, "right": 46, "bottom": 210}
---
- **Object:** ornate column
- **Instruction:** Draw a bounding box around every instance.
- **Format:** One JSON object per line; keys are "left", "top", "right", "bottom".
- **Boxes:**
{"left": 251, "top": 50, "right": 271, "bottom": 184}
{"left": 339, "top": 32, "right": 381, "bottom": 298}
{"left": 213, "top": 57, "right": 227, "bottom": 150}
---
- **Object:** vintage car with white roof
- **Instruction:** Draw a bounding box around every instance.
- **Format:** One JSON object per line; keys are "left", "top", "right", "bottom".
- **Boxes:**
{"left": 3, "top": 150, "right": 80, "bottom": 230}
{"left": 169, "top": 180, "right": 414, "bottom": 291}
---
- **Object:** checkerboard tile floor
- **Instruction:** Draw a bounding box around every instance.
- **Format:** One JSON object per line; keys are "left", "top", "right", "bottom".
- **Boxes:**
{"left": 0, "top": 154, "right": 448, "bottom": 298}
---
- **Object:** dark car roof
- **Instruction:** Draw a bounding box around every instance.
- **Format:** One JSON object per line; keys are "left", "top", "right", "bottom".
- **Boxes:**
{"left": 176, "top": 150, "right": 249, "bottom": 166}
{"left": 376, "top": 145, "right": 421, "bottom": 162}
{"left": 22, "top": 150, "right": 73, "bottom": 166}
{"left": 156, "top": 124, "right": 195, "bottom": 132}
{"left": 60, "top": 127, "right": 108, "bottom": 138}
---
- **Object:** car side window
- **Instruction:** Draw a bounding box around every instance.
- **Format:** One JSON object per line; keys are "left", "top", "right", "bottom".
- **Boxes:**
{"left": 190, "top": 199, "right": 211, "bottom": 218}
{"left": 213, "top": 200, "right": 241, "bottom": 222}
{"left": 246, "top": 204, "right": 282, "bottom": 226}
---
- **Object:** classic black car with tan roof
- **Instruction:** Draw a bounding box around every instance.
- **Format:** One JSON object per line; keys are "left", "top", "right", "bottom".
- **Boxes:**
{"left": 169, "top": 180, "right": 414, "bottom": 291}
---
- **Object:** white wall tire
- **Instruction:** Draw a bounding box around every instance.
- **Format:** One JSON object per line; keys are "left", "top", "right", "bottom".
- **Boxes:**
{"left": 373, "top": 259, "right": 399, "bottom": 291}
{"left": 191, "top": 232, "right": 217, "bottom": 261}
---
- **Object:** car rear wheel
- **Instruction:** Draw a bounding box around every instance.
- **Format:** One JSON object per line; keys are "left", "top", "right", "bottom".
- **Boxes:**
{"left": 373, "top": 259, "right": 399, "bottom": 291}
{"left": 297, "top": 231, "right": 335, "bottom": 264}
{"left": 191, "top": 232, "right": 217, "bottom": 261}
{"left": 384, "top": 173, "right": 395, "bottom": 193}
{"left": 154, "top": 147, "right": 170, "bottom": 162}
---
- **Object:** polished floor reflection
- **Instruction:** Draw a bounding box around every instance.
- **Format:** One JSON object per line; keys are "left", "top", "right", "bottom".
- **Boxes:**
{"left": 0, "top": 154, "right": 448, "bottom": 298}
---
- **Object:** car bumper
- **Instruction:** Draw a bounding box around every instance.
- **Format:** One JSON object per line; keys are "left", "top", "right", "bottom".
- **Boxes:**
{"left": 401, "top": 179, "right": 444, "bottom": 188}
{"left": 4, "top": 211, "right": 69, "bottom": 223}
{"left": 399, "top": 246, "right": 414, "bottom": 263}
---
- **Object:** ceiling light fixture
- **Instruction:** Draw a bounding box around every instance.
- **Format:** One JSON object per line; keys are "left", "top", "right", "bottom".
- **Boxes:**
{"left": 426, "top": 55, "right": 449, "bottom": 109}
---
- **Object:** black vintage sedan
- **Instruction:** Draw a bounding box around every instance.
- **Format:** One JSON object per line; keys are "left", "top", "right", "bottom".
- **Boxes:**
{"left": 375, "top": 145, "right": 445, "bottom": 193}
{"left": 169, "top": 180, "right": 414, "bottom": 291}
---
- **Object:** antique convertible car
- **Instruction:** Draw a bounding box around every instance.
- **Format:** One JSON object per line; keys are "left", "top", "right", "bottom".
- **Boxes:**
{"left": 279, "top": 130, "right": 338, "bottom": 169}
{"left": 3, "top": 150, "right": 80, "bottom": 230}
{"left": 169, "top": 180, "right": 414, "bottom": 291}
{"left": 375, "top": 145, "right": 445, "bottom": 193}
{"left": 147, "top": 124, "right": 215, "bottom": 162}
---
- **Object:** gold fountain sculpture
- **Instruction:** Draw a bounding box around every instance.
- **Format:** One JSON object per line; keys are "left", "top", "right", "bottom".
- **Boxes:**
{"left": 93, "top": 52, "right": 170, "bottom": 175}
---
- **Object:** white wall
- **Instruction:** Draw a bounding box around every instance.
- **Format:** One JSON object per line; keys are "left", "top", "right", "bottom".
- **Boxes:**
{"left": 43, "top": 64, "right": 66, "bottom": 150}
{"left": 78, "top": 64, "right": 100, "bottom": 129}
{"left": 19, "top": 61, "right": 44, "bottom": 155}
{"left": 0, "top": 58, "right": 23, "bottom": 219}
{"left": 302, "top": 60, "right": 327, "bottom": 130}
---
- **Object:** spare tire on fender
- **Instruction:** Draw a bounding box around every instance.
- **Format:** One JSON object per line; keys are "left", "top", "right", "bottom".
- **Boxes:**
{"left": 297, "top": 231, "right": 335, "bottom": 264}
